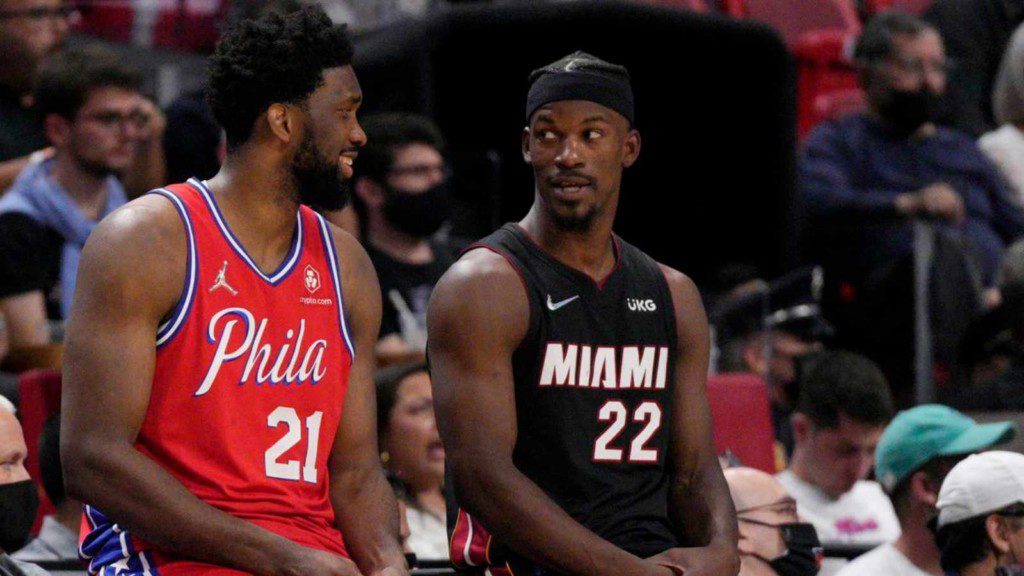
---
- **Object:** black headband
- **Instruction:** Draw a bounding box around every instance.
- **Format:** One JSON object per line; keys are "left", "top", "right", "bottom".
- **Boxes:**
{"left": 526, "top": 71, "right": 634, "bottom": 126}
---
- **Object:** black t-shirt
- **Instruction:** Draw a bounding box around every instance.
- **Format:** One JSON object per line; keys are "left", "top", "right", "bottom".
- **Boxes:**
{"left": 444, "top": 224, "right": 680, "bottom": 572}
{"left": 366, "top": 239, "right": 459, "bottom": 338}
{"left": 0, "top": 212, "right": 64, "bottom": 320}
{"left": 0, "top": 86, "right": 46, "bottom": 162}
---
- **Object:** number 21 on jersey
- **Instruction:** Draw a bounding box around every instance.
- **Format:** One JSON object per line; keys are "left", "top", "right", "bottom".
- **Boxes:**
{"left": 265, "top": 406, "right": 323, "bottom": 483}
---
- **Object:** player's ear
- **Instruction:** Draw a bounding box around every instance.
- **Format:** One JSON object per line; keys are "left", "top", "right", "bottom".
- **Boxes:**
{"left": 266, "top": 102, "right": 295, "bottom": 144}
{"left": 621, "top": 128, "right": 641, "bottom": 168}
{"left": 522, "top": 126, "right": 532, "bottom": 163}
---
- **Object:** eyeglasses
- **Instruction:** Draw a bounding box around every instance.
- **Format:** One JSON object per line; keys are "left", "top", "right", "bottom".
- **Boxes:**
{"left": 885, "top": 55, "right": 954, "bottom": 78}
{"left": 388, "top": 163, "right": 451, "bottom": 179}
{"left": 78, "top": 110, "right": 149, "bottom": 131}
{"left": 0, "top": 4, "right": 78, "bottom": 23}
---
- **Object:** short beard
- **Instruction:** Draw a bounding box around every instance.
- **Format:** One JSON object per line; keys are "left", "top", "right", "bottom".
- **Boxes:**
{"left": 74, "top": 155, "right": 119, "bottom": 180}
{"left": 291, "top": 131, "right": 349, "bottom": 212}
{"left": 551, "top": 208, "right": 597, "bottom": 232}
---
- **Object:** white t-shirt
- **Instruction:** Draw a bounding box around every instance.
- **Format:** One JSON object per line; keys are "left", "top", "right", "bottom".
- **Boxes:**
{"left": 834, "top": 543, "right": 933, "bottom": 576}
{"left": 406, "top": 505, "right": 450, "bottom": 561}
{"left": 776, "top": 470, "right": 901, "bottom": 546}
{"left": 979, "top": 124, "right": 1024, "bottom": 206}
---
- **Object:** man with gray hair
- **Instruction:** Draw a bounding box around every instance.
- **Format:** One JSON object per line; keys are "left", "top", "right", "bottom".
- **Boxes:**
{"left": 0, "top": 397, "right": 47, "bottom": 576}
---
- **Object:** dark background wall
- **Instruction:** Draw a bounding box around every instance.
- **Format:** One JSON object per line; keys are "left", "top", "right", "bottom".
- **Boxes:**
{"left": 354, "top": 0, "right": 797, "bottom": 285}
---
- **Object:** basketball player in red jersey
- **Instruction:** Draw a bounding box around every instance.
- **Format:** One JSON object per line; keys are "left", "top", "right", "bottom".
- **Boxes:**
{"left": 428, "top": 52, "right": 739, "bottom": 576}
{"left": 60, "top": 7, "right": 406, "bottom": 576}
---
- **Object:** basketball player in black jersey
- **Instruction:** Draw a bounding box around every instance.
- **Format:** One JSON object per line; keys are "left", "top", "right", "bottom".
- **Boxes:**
{"left": 427, "top": 52, "right": 739, "bottom": 576}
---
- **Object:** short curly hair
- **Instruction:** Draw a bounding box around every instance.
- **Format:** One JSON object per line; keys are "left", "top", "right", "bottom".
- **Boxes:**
{"left": 207, "top": 5, "right": 355, "bottom": 148}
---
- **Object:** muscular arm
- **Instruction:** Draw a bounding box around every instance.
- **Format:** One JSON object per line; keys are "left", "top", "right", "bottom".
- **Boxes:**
{"left": 427, "top": 250, "right": 668, "bottom": 576}
{"left": 61, "top": 197, "right": 345, "bottom": 576}
{"left": 656, "top": 266, "right": 739, "bottom": 576}
{"left": 328, "top": 228, "right": 407, "bottom": 576}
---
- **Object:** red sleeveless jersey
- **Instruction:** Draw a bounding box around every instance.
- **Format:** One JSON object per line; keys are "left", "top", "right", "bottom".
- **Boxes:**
{"left": 80, "top": 178, "right": 355, "bottom": 576}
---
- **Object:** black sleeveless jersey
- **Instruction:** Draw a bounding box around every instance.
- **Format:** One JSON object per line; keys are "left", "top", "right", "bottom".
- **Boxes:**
{"left": 446, "top": 224, "right": 680, "bottom": 574}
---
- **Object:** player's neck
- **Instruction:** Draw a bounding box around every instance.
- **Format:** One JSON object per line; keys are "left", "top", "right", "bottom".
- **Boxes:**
{"left": 520, "top": 206, "right": 616, "bottom": 283}
{"left": 204, "top": 155, "right": 302, "bottom": 274}
{"left": 788, "top": 448, "right": 844, "bottom": 500}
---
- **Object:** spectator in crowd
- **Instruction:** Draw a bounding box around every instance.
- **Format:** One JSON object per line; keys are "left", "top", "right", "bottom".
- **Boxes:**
{"left": 376, "top": 362, "right": 447, "bottom": 561}
{"left": 933, "top": 451, "right": 1024, "bottom": 576}
{"left": 713, "top": 268, "right": 829, "bottom": 461}
{"left": 980, "top": 22, "right": 1024, "bottom": 206}
{"left": 0, "top": 2, "right": 165, "bottom": 197}
{"left": 956, "top": 239, "right": 1024, "bottom": 409}
{"left": 802, "top": 11, "right": 1024, "bottom": 401}
{"left": 725, "top": 467, "right": 822, "bottom": 576}
{"left": 923, "top": 0, "right": 1024, "bottom": 137}
{"left": 0, "top": 45, "right": 143, "bottom": 357}
{"left": 836, "top": 405, "right": 1015, "bottom": 576}
{"left": 351, "top": 113, "right": 458, "bottom": 364}
{"left": 13, "top": 412, "right": 82, "bottom": 570}
{"left": 0, "top": 0, "right": 70, "bottom": 163}
{"left": 0, "top": 396, "right": 45, "bottom": 576}
{"left": 777, "top": 351, "right": 899, "bottom": 547}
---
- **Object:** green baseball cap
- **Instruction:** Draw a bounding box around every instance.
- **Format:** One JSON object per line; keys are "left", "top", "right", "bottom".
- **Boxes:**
{"left": 875, "top": 404, "right": 1016, "bottom": 493}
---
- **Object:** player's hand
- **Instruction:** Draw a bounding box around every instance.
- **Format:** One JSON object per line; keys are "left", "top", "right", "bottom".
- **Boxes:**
{"left": 273, "top": 544, "right": 362, "bottom": 576}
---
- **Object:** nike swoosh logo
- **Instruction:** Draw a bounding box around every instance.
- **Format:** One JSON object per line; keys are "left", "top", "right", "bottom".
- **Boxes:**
{"left": 547, "top": 294, "right": 580, "bottom": 311}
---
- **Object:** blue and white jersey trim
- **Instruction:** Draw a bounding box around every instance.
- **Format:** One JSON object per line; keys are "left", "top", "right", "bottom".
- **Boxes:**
{"left": 315, "top": 214, "right": 355, "bottom": 359}
{"left": 152, "top": 189, "right": 198, "bottom": 348}
{"left": 187, "top": 178, "right": 303, "bottom": 285}
{"left": 80, "top": 505, "right": 160, "bottom": 576}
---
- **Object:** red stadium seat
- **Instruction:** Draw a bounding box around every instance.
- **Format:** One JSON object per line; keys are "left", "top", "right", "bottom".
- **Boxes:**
{"left": 17, "top": 369, "right": 61, "bottom": 534}
{"left": 706, "top": 373, "right": 777, "bottom": 473}
{"left": 793, "top": 29, "right": 862, "bottom": 137}
{"left": 729, "top": 0, "right": 861, "bottom": 46}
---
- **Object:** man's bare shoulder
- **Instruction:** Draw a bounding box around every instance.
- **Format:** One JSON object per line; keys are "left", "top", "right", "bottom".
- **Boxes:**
{"left": 439, "top": 246, "right": 525, "bottom": 299}
{"left": 429, "top": 247, "right": 529, "bottom": 339}
{"left": 655, "top": 263, "right": 700, "bottom": 299}
{"left": 87, "top": 194, "right": 186, "bottom": 266}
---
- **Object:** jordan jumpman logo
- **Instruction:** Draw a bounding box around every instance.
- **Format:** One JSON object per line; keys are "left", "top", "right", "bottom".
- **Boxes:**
{"left": 209, "top": 260, "right": 238, "bottom": 295}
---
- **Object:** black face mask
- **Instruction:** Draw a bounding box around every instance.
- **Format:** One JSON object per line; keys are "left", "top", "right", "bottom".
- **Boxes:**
{"left": 877, "top": 87, "right": 942, "bottom": 136}
{"left": 744, "top": 519, "right": 822, "bottom": 576}
{"left": 382, "top": 180, "right": 451, "bottom": 238}
{"left": 0, "top": 479, "right": 38, "bottom": 552}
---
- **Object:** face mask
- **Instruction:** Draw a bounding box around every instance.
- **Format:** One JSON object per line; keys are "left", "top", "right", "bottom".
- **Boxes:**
{"left": 0, "top": 479, "right": 38, "bottom": 552}
{"left": 744, "top": 519, "right": 823, "bottom": 576}
{"left": 877, "top": 87, "right": 941, "bottom": 136}
{"left": 382, "top": 180, "right": 451, "bottom": 238}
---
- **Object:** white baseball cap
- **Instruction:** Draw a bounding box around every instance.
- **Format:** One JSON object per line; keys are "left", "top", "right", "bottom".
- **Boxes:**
{"left": 937, "top": 451, "right": 1024, "bottom": 529}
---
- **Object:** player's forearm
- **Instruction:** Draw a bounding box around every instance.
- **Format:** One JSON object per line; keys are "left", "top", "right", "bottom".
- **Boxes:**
{"left": 669, "top": 454, "right": 739, "bottom": 550}
{"left": 63, "top": 440, "right": 296, "bottom": 576}
{"left": 330, "top": 465, "right": 407, "bottom": 575}
{"left": 452, "top": 456, "right": 660, "bottom": 576}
